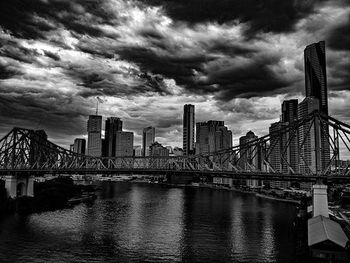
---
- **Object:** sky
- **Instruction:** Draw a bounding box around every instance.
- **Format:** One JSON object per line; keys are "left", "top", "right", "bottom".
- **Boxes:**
{"left": 0, "top": 0, "right": 349, "bottom": 149}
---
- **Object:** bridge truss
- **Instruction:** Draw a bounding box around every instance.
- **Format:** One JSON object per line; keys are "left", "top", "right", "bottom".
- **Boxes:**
{"left": 1, "top": 111, "right": 350, "bottom": 182}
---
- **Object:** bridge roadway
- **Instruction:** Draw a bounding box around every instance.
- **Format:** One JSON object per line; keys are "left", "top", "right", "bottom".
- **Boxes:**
{"left": 1, "top": 168, "right": 350, "bottom": 183}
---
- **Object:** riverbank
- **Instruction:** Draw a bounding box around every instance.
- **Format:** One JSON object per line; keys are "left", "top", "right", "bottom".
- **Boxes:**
{"left": 255, "top": 193, "right": 301, "bottom": 205}
{"left": 128, "top": 179, "right": 303, "bottom": 205}
{"left": 0, "top": 177, "right": 96, "bottom": 215}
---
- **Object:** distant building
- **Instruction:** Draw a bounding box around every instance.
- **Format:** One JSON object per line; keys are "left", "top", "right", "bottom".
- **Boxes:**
{"left": 70, "top": 144, "right": 74, "bottom": 152}
{"left": 73, "top": 138, "right": 86, "bottom": 154}
{"left": 183, "top": 104, "right": 195, "bottom": 155}
{"left": 269, "top": 121, "right": 290, "bottom": 189}
{"left": 166, "top": 146, "right": 173, "bottom": 155}
{"left": 105, "top": 117, "right": 123, "bottom": 157}
{"left": 213, "top": 177, "right": 233, "bottom": 187}
{"left": 281, "top": 99, "right": 299, "bottom": 174}
{"left": 133, "top": 145, "right": 142, "bottom": 156}
{"left": 115, "top": 131, "right": 133, "bottom": 157}
{"left": 298, "top": 97, "right": 322, "bottom": 175}
{"left": 195, "top": 120, "right": 232, "bottom": 154}
{"left": 87, "top": 115, "right": 102, "bottom": 156}
{"left": 239, "top": 131, "right": 261, "bottom": 187}
{"left": 173, "top": 147, "right": 183, "bottom": 156}
{"left": 150, "top": 142, "right": 169, "bottom": 156}
{"left": 142, "top": 126, "right": 155, "bottom": 156}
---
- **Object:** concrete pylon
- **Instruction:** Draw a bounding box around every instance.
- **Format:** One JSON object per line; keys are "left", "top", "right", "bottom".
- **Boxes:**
{"left": 312, "top": 184, "right": 328, "bottom": 218}
{"left": 4, "top": 175, "right": 34, "bottom": 198}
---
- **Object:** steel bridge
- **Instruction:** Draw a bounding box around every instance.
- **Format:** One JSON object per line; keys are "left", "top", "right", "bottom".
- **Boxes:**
{"left": 1, "top": 111, "right": 350, "bottom": 197}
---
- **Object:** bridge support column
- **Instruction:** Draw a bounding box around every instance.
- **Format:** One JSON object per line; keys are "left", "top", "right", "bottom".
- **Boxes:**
{"left": 312, "top": 184, "right": 328, "bottom": 218}
{"left": 4, "top": 175, "right": 34, "bottom": 198}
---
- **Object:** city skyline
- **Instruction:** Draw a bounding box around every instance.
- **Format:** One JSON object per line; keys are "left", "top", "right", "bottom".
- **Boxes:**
{"left": 0, "top": 0, "right": 349, "bottom": 150}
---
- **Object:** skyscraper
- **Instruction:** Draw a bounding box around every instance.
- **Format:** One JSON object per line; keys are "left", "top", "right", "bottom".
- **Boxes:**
{"left": 73, "top": 138, "right": 86, "bottom": 155}
{"left": 105, "top": 117, "right": 123, "bottom": 157}
{"left": 298, "top": 97, "right": 322, "bottom": 175}
{"left": 115, "top": 131, "right": 133, "bottom": 157}
{"left": 183, "top": 104, "right": 195, "bottom": 155}
{"left": 269, "top": 121, "right": 290, "bottom": 189}
{"left": 87, "top": 115, "right": 102, "bottom": 156}
{"left": 142, "top": 126, "right": 155, "bottom": 156}
{"left": 195, "top": 120, "right": 232, "bottom": 154}
{"left": 304, "top": 41, "right": 330, "bottom": 173}
{"left": 304, "top": 41, "right": 328, "bottom": 115}
{"left": 239, "top": 131, "right": 261, "bottom": 187}
{"left": 281, "top": 99, "right": 299, "bottom": 174}
{"left": 282, "top": 99, "right": 298, "bottom": 123}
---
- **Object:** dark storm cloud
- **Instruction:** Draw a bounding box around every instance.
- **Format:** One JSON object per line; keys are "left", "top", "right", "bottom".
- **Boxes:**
{"left": 327, "top": 15, "right": 350, "bottom": 51}
{"left": 0, "top": 64, "right": 21, "bottom": 79}
{"left": 0, "top": 0, "right": 111, "bottom": 40}
{"left": 136, "top": 0, "right": 326, "bottom": 37}
{"left": 43, "top": 50, "right": 60, "bottom": 61}
{"left": 0, "top": 41, "right": 40, "bottom": 64}
{"left": 116, "top": 44, "right": 289, "bottom": 99}
{"left": 0, "top": 89, "right": 89, "bottom": 143}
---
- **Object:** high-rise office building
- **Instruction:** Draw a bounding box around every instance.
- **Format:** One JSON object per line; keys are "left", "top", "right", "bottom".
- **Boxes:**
{"left": 73, "top": 138, "right": 86, "bottom": 154}
{"left": 281, "top": 99, "right": 299, "bottom": 173}
{"left": 195, "top": 121, "right": 232, "bottom": 154}
{"left": 183, "top": 104, "right": 195, "bottom": 155}
{"left": 304, "top": 41, "right": 330, "bottom": 173}
{"left": 105, "top": 117, "right": 123, "bottom": 157}
{"left": 282, "top": 99, "right": 298, "bottom": 123}
{"left": 239, "top": 131, "right": 261, "bottom": 187}
{"left": 115, "top": 131, "right": 133, "bottom": 157}
{"left": 304, "top": 41, "right": 328, "bottom": 115}
{"left": 269, "top": 121, "right": 290, "bottom": 189}
{"left": 142, "top": 126, "right": 155, "bottom": 156}
{"left": 298, "top": 97, "right": 322, "bottom": 173}
{"left": 87, "top": 115, "right": 102, "bottom": 156}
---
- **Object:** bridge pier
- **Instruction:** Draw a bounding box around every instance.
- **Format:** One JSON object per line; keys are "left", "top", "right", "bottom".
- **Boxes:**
{"left": 4, "top": 175, "right": 34, "bottom": 198}
{"left": 312, "top": 183, "right": 328, "bottom": 218}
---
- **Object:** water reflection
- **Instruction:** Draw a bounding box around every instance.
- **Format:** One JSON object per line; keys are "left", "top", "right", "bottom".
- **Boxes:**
{"left": 0, "top": 182, "right": 296, "bottom": 262}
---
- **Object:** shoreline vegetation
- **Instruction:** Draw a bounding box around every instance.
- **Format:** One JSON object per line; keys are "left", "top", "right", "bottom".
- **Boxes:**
{"left": 0, "top": 177, "right": 96, "bottom": 215}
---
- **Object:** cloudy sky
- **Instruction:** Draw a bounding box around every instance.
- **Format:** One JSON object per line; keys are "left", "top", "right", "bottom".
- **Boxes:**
{"left": 0, "top": 0, "right": 349, "bottom": 149}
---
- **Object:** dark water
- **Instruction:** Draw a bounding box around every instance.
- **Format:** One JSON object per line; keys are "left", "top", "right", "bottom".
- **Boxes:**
{"left": 0, "top": 183, "right": 297, "bottom": 262}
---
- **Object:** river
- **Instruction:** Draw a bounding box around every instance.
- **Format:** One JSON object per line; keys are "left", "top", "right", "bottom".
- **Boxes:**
{"left": 0, "top": 182, "right": 297, "bottom": 262}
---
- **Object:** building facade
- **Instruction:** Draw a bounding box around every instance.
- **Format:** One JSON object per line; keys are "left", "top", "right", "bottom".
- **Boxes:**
{"left": 105, "top": 117, "right": 123, "bottom": 157}
{"left": 183, "top": 104, "right": 195, "bottom": 155}
{"left": 142, "top": 126, "right": 155, "bottom": 156}
{"left": 87, "top": 115, "right": 102, "bottom": 156}
{"left": 304, "top": 41, "right": 328, "bottom": 115}
{"left": 269, "top": 121, "right": 290, "bottom": 189}
{"left": 133, "top": 145, "right": 142, "bottom": 156}
{"left": 239, "top": 131, "right": 261, "bottom": 187}
{"left": 115, "top": 131, "right": 133, "bottom": 157}
{"left": 73, "top": 138, "right": 86, "bottom": 155}
{"left": 195, "top": 120, "right": 232, "bottom": 154}
{"left": 150, "top": 142, "right": 169, "bottom": 156}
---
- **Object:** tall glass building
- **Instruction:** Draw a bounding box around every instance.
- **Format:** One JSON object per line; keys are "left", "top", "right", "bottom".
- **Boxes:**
{"left": 183, "top": 104, "right": 195, "bottom": 155}
{"left": 87, "top": 115, "right": 102, "bottom": 156}
{"left": 304, "top": 41, "right": 328, "bottom": 115}
{"left": 304, "top": 41, "right": 330, "bottom": 173}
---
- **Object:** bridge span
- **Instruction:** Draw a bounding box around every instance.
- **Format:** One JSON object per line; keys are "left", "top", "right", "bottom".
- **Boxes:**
{"left": 1, "top": 111, "right": 350, "bottom": 198}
